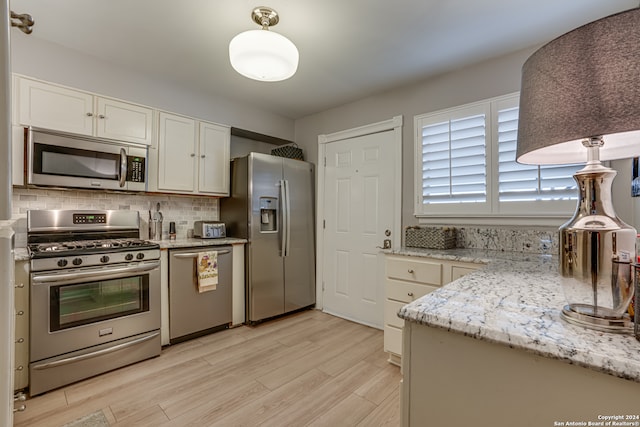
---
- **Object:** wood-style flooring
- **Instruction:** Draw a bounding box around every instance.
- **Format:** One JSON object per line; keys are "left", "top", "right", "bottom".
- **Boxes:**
{"left": 14, "top": 310, "right": 401, "bottom": 427}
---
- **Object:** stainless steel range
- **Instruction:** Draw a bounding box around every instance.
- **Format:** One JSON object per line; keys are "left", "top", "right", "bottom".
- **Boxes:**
{"left": 27, "top": 209, "right": 161, "bottom": 396}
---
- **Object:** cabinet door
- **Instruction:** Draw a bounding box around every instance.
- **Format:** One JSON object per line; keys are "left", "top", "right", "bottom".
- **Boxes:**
{"left": 198, "top": 122, "right": 230, "bottom": 195}
{"left": 17, "top": 77, "right": 94, "bottom": 135}
{"left": 14, "top": 261, "right": 29, "bottom": 391}
{"left": 95, "top": 97, "right": 154, "bottom": 145}
{"left": 158, "top": 112, "right": 197, "bottom": 192}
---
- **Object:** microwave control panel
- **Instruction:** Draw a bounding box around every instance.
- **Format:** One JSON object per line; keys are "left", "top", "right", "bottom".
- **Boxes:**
{"left": 127, "top": 156, "right": 146, "bottom": 182}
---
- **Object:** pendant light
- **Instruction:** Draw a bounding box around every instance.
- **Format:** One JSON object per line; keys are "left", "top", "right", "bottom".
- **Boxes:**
{"left": 229, "top": 7, "right": 299, "bottom": 82}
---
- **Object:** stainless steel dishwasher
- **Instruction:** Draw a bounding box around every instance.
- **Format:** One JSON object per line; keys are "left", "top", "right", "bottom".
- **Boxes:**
{"left": 169, "top": 246, "right": 232, "bottom": 343}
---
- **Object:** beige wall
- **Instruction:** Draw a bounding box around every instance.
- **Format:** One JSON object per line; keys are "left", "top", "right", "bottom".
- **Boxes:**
{"left": 294, "top": 47, "right": 536, "bottom": 229}
{"left": 294, "top": 46, "right": 637, "bottom": 230}
{"left": 10, "top": 36, "right": 295, "bottom": 141}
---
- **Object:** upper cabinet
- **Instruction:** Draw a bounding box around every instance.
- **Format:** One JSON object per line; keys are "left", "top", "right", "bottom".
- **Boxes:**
{"left": 198, "top": 121, "right": 230, "bottom": 195}
{"left": 16, "top": 76, "right": 154, "bottom": 146}
{"left": 156, "top": 112, "right": 230, "bottom": 196}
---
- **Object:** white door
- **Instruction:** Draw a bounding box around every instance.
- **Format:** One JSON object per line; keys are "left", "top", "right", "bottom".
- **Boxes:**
{"left": 321, "top": 127, "right": 399, "bottom": 328}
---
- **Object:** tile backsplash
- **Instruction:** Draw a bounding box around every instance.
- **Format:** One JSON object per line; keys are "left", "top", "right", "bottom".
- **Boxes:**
{"left": 12, "top": 187, "right": 220, "bottom": 247}
{"left": 456, "top": 226, "right": 558, "bottom": 255}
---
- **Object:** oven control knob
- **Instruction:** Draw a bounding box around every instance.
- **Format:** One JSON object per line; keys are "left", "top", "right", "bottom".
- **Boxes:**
{"left": 72, "top": 258, "right": 83, "bottom": 266}
{"left": 136, "top": 253, "right": 145, "bottom": 260}
{"left": 100, "top": 255, "right": 110, "bottom": 263}
{"left": 125, "top": 253, "right": 134, "bottom": 261}
{"left": 57, "top": 259, "right": 68, "bottom": 267}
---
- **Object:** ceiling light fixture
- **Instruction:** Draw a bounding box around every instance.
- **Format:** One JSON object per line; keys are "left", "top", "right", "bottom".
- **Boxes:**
{"left": 516, "top": 8, "right": 640, "bottom": 332}
{"left": 229, "top": 7, "right": 299, "bottom": 82}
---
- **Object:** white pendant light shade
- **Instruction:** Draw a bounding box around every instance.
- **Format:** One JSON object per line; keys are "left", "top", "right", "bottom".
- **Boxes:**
{"left": 229, "top": 29, "right": 299, "bottom": 82}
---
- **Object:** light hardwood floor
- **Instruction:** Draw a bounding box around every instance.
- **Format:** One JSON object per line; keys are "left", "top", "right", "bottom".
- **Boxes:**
{"left": 14, "top": 310, "right": 401, "bottom": 427}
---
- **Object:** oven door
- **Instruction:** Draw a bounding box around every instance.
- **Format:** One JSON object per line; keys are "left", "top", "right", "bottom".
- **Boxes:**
{"left": 30, "top": 260, "right": 160, "bottom": 363}
{"left": 27, "top": 127, "right": 147, "bottom": 192}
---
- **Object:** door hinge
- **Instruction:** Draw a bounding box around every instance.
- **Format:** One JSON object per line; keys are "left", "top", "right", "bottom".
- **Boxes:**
{"left": 323, "top": 219, "right": 325, "bottom": 229}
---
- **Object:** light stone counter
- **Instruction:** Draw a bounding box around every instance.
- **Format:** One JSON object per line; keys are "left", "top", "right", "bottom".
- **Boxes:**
{"left": 391, "top": 247, "right": 640, "bottom": 383}
{"left": 151, "top": 237, "right": 247, "bottom": 249}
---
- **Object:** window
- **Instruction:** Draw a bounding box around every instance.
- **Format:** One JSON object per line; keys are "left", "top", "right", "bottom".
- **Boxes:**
{"left": 414, "top": 93, "right": 581, "bottom": 222}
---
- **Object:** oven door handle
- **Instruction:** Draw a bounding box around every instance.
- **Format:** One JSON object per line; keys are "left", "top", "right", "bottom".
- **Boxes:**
{"left": 31, "top": 261, "right": 160, "bottom": 285}
{"left": 172, "top": 250, "right": 230, "bottom": 259}
{"left": 32, "top": 331, "right": 159, "bottom": 370}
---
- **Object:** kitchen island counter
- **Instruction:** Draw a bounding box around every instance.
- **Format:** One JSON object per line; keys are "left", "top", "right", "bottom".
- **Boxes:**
{"left": 394, "top": 246, "right": 640, "bottom": 426}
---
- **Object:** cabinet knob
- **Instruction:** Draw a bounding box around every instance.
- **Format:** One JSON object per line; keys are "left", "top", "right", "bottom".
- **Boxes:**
{"left": 16, "top": 338, "right": 24, "bottom": 344}
{"left": 407, "top": 269, "right": 414, "bottom": 274}
{"left": 14, "top": 392, "right": 25, "bottom": 401}
{"left": 16, "top": 310, "right": 24, "bottom": 316}
{"left": 86, "top": 112, "right": 94, "bottom": 117}
{"left": 408, "top": 292, "right": 414, "bottom": 297}
{"left": 15, "top": 283, "right": 24, "bottom": 288}
{"left": 190, "top": 153, "right": 196, "bottom": 157}
{"left": 98, "top": 114, "right": 105, "bottom": 119}
{"left": 201, "top": 155, "right": 206, "bottom": 158}
{"left": 16, "top": 365, "right": 23, "bottom": 371}
{"left": 13, "top": 405, "right": 26, "bottom": 413}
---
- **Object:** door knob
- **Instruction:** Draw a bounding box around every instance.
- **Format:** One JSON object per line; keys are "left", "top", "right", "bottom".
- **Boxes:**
{"left": 376, "top": 239, "right": 392, "bottom": 249}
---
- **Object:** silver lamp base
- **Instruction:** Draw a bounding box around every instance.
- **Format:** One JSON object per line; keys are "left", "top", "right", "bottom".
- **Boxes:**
{"left": 561, "top": 305, "right": 634, "bottom": 333}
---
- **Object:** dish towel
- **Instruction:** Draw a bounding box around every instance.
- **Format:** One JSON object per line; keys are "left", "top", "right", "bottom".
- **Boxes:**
{"left": 197, "top": 251, "right": 218, "bottom": 293}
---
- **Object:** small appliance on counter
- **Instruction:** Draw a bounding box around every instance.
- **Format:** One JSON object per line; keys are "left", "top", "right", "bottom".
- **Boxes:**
{"left": 193, "top": 221, "right": 226, "bottom": 239}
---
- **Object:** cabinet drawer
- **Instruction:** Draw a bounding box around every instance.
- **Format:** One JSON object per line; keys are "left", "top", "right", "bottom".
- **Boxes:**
{"left": 386, "top": 257, "right": 442, "bottom": 285}
{"left": 386, "top": 279, "right": 439, "bottom": 303}
{"left": 451, "top": 265, "right": 479, "bottom": 281}
{"left": 384, "top": 325, "right": 402, "bottom": 356}
{"left": 385, "top": 300, "right": 405, "bottom": 328}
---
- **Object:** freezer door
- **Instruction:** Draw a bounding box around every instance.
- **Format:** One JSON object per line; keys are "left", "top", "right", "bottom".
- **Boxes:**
{"left": 283, "top": 158, "right": 316, "bottom": 312}
{"left": 247, "top": 153, "right": 286, "bottom": 321}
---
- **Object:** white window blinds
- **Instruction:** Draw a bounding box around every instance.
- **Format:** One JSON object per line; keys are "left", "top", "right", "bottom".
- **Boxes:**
{"left": 421, "top": 114, "right": 487, "bottom": 204}
{"left": 497, "top": 106, "right": 579, "bottom": 202}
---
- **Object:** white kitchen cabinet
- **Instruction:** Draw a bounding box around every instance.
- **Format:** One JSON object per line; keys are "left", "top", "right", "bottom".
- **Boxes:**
{"left": 16, "top": 76, "right": 154, "bottom": 145}
{"left": 156, "top": 111, "right": 230, "bottom": 196}
{"left": 384, "top": 253, "right": 481, "bottom": 365}
{"left": 157, "top": 112, "right": 198, "bottom": 193}
{"left": 14, "top": 260, "right": 28, "bottom": 391}
{"left": 198, "top": 121, "right": 230, "bottom": 195}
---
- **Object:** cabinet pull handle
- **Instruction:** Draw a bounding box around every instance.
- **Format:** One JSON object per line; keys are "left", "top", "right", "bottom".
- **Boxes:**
{"left": 86, "top": 112, "right": 94, "bottom": 117}
{"left": 408, "top": 292, "right": 414, "bottom": 297}
{"left": 407, "top": 269, "right": 414, "bottom": 273}
{"left": 16, "top": 310, "right": 24, "bottom": 316}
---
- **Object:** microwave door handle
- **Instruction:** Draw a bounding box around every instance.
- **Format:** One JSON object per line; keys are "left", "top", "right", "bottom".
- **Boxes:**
{"left": 119, "top": 147, "right": 127, "bottom": 188}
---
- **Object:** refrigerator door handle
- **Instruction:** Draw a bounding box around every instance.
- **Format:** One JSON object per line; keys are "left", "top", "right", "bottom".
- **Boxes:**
{"left": 280, "top": 179, "right": 287, "bottom": 257}
{"left": 284, "top": 179, "right": 291, "bottom": 257}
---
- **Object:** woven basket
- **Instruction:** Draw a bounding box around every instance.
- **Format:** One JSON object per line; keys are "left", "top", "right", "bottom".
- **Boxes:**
{"left": 405, "top": 226, "right": 457, "bottom": 249}
{"left": 271, "top": 143, "right": 304, "bottom": 160}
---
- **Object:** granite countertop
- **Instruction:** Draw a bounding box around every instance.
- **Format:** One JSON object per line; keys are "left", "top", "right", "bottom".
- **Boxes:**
{"left": 152, "top": 237, "right": 247, "bottom": 249}
{"left": 391, "top": 247, "right": 640, "bottom": 383}
{"left": 13, "top": 237, "right": 247, "bottom": 261}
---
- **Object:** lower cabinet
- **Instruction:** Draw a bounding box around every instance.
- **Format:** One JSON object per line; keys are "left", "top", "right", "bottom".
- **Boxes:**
{"left": 14, "top": 261, "right": 29, "bottom": 391}
{"left": 383, "top": 254, "right": 481, "bottom": 365}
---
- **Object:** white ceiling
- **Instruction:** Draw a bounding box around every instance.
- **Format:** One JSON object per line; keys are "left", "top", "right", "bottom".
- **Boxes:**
{"left": 9, "top": 0, "right": 640, "bottom": 119}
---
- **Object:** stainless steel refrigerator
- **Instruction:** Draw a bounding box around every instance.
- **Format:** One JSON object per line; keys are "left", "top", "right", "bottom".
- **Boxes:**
{"left": 221, "top": 153, "right": 315, "bottom": 323}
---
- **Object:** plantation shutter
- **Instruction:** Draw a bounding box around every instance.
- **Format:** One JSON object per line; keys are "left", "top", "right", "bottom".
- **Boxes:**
{"left": 421, "top": 114, "right": 487, "bottom": 204}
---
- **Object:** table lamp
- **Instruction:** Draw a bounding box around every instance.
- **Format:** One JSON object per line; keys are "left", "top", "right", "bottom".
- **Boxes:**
{"left": 516, "top": 7, "right": 640, "bottom": 332}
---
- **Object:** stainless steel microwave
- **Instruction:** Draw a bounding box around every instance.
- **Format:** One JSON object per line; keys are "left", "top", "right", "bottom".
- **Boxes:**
{"left": 26, "top": 127, "right": 147, "bottom": 192}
